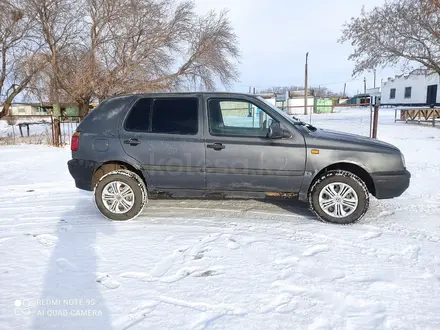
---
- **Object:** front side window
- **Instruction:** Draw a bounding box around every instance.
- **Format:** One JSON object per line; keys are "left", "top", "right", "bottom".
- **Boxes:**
{"left": 208, "top": 99, "right": 277, "bottom": 137}
{"left": 125, "top": 97, "right": 198, "bottom": 135}
{"left": 390, "top": 88, "right": 396, "bottom": 99}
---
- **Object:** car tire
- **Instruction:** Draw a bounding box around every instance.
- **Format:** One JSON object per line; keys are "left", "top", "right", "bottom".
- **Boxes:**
{"left": 94, "top": 169, "right": 148, "bottom": 221}
{"left": 309, "top": 170, "right": 370, "bottom": 225}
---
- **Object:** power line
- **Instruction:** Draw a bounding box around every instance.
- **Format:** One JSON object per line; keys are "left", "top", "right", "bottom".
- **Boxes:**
{"left": 316, "top": 78, "right": 364, "bottom": 87}
{"left": 237, "top": 78, "right": 364, "bottom": 90}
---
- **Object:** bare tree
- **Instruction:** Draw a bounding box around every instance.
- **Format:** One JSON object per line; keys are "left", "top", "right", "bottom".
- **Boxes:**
{"left": 95, "top": 0, "right": 240, "bottom": 101}
{"left": 26, "top": 0, "right": 84, "bottom": 107}
{"left": 59, "top": 0, "right": 125, "bottom": 117}
{"left": 339, "top": 0, "right": 440, "bottom": 76}
{"left": 0, "top": 0, "right": 43, "bottom": 118}
{"left": 19, "top": 0, "right": 240, "bottom": 118}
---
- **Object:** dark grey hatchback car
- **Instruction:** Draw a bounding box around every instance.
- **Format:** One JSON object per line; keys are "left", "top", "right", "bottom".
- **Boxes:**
{"left": 68, "top": 92, "right": 410, "bottom": 224}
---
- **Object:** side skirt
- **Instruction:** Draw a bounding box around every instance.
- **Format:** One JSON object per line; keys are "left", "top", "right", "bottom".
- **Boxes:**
{"left": 149, "top": 189, "right": 299, "bottom": 201}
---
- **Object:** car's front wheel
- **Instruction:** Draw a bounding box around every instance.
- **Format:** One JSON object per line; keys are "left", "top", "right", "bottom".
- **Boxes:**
{"left": 94, "top": 170, "right": 147, "bottom": 221}
{"left": 309, "top": 170, "right": 370, "bottom": 224}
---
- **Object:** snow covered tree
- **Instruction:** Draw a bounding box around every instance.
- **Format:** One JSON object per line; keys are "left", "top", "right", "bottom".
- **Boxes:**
{"left": 339, "top": 0, "right": 440, "bottom": 76}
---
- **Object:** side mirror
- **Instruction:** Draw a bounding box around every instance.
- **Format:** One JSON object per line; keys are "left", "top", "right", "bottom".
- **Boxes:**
{"left": 268, "top": 126, "right": 291, "bottom": 139}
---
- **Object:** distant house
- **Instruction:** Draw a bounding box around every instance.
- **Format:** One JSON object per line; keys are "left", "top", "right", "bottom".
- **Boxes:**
{"left": 345, "top": 94, "right": 371, "bottom": 106}
{"left": 258, "top": 91, "right": 331, "bottom": 115}
{"left": 10, "top": 103, "right": 49, "bottom": 116}
{"left": 381, "top": 69, "right": 440, "bottom": 107}
{"left": 9, "top": 103, "right": 81, "bottom": 117}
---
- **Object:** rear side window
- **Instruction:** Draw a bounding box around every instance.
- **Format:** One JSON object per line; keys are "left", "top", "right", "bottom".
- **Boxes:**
{"left": 125, "top": 97, "right": 198, "bottom": 135}
{"left": 152, "top": 98, "right": 198, "bottom": 135}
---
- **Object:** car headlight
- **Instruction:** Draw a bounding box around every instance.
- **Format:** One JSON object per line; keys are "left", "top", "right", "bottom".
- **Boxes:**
{"left": 401, "top": 152, "right": 406, "bottom": 168}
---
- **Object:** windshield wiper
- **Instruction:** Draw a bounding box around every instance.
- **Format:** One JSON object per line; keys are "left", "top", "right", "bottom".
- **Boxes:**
{"left": 292, "top": 120, "right": 317, "bottom": 131}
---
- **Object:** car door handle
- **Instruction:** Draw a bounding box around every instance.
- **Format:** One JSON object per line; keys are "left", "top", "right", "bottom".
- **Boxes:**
{"left": 207, "top": 143, "right": 225, "bottom": 151}
{"left": 124, "top": 138, "right": 140, "bottom": 146}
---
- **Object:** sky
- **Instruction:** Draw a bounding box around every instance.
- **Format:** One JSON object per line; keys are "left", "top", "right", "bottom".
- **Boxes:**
{"left": 194, "top": 0, "right": 404, "bottom": 96}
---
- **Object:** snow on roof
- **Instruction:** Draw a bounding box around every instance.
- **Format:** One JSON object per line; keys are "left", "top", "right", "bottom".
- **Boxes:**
{"left": 385, "top": 68, "right": 437, "bottom": 83}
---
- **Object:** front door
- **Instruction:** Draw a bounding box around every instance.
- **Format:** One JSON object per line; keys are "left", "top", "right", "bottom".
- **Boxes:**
{"left": 204, "top": 97, "right": 306, "bottom": 193}
{"left": 120, "top": 96, "right": 205, "bottom": 190}
{"left": 427, "top": 84, "right": 438, "bottom": 105}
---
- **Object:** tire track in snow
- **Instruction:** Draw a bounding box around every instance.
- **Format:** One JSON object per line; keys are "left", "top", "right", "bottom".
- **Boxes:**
{"left": 302, "top": 245, "right": 330, "bottom": 257}
{"left": 4, "top": 186, "right": 438, "bottom": 291}
{"left": 118, "top": 233, "right": 226, "bottom": 286}
{"left": 7, "top": 199, "right": 436, "bottom": 278}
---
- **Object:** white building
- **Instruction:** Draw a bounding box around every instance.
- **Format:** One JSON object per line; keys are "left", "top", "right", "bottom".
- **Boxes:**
{"left": 260, "top": 91, "right": 315, "bottom": 115}
{"left": 10, "top": 103, "right": 48, "bottom": 116}
{"left": 381, "top": 69, "right": 440, "bottom": 106}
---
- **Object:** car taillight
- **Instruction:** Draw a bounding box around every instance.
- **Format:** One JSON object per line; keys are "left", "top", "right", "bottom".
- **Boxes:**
{"left": 71, "top": 131, "right": 80, "bottom": 151}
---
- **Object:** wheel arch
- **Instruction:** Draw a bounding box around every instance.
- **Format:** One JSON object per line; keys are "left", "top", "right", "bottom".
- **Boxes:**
{"left": 92, "top": 160, "right": 147, "bottom": 189}
{"left": 309, "top": 162, "right": 376, "bottom": 197}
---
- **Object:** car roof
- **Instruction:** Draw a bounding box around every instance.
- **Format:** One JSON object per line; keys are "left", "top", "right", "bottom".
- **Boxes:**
{"left": 105, "top": 92, "right": 259, "bottom": 101}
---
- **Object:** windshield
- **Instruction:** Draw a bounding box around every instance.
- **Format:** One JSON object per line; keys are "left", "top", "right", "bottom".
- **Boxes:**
{"left": 257, "top": 96, "right": 316, "bottom": 130}
{"left": 257, "top": 96, "right": 300, "bottom": 124}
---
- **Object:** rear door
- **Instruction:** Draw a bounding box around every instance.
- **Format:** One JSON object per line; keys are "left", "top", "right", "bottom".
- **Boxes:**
{"left": 120, "top": 96, "right": 205, "bottom": 190}
{"left": 203, "top": 96, "right": 306, "bottom": 192}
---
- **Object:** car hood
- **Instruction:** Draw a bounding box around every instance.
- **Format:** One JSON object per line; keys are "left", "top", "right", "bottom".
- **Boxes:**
{"left": 305, "top": 128, "right": 400, "bottom": 152}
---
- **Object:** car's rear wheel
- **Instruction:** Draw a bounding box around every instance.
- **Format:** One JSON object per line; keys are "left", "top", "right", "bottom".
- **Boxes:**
{"left": 94, "top": 170, "right": 147, "bottom": 221}
{"left": 309, "top": 170, "right": 369, "bottom": 224}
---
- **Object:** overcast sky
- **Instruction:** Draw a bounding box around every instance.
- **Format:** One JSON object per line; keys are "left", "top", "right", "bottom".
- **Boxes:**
{"left": 195, "top": 0, "right": 403, "bottom": 96}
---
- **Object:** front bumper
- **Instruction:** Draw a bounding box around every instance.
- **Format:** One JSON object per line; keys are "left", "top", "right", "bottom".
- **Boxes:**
{"left": 67, "top": 159, "right": 100, "bottom": 191}
{"left": 372, "top": 169, "right": 411, "bottom": 199}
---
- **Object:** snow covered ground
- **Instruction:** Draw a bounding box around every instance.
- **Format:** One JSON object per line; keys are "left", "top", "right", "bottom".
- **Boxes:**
{"left": 1, "top": 108, "right": 440, "bottom": 330}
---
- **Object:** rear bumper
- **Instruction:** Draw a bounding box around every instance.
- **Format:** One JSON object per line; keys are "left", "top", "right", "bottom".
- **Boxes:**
{"left": 67, "top": 159, "right": 99, "bottom": 191}
{"left": 372, "top": 169, "right": 411, "bottom": 199}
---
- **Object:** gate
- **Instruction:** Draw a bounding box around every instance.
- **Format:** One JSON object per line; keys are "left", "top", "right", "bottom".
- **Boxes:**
{"left": 52, "top": 116, "right": 81, "bottom": 146}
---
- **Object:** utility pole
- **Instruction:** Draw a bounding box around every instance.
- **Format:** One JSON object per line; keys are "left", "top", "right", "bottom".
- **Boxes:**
{"left": 248, "top": 86, "right": 252, "bottom": 117}
{"left": 373, "top": 69, "right": 377, "bottom": 88}
{"left": 372, "top": 104, "right": 379, "bottom": 139}
{"left": 363, "top": 77, "right": 367, "bottom": 95}
{"left": 304, "top": 52, "right": 309, "bottom": 115}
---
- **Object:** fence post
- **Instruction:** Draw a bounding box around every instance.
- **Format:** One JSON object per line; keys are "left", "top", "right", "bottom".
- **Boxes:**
{"left": 50, "top": 116, "right": 55, "bottom": 146}
{"left": 53, "top": 118, "right": 61, "bottom": 147}
{"left": 372, "top": 105, "right": 379, "bottom": 139}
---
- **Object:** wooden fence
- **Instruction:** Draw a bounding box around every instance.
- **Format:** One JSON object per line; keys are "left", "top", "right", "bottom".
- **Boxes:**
{"left": 395, "top": 108, "right": 440, "bottom": 127}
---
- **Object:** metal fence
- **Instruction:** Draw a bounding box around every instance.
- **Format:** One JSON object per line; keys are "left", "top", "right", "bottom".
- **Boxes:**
{"left": 58, "top": 116, "right": 81, "bottom": 146}
{"left": 2, "top": 115, "right": 82, "bottom": 146}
